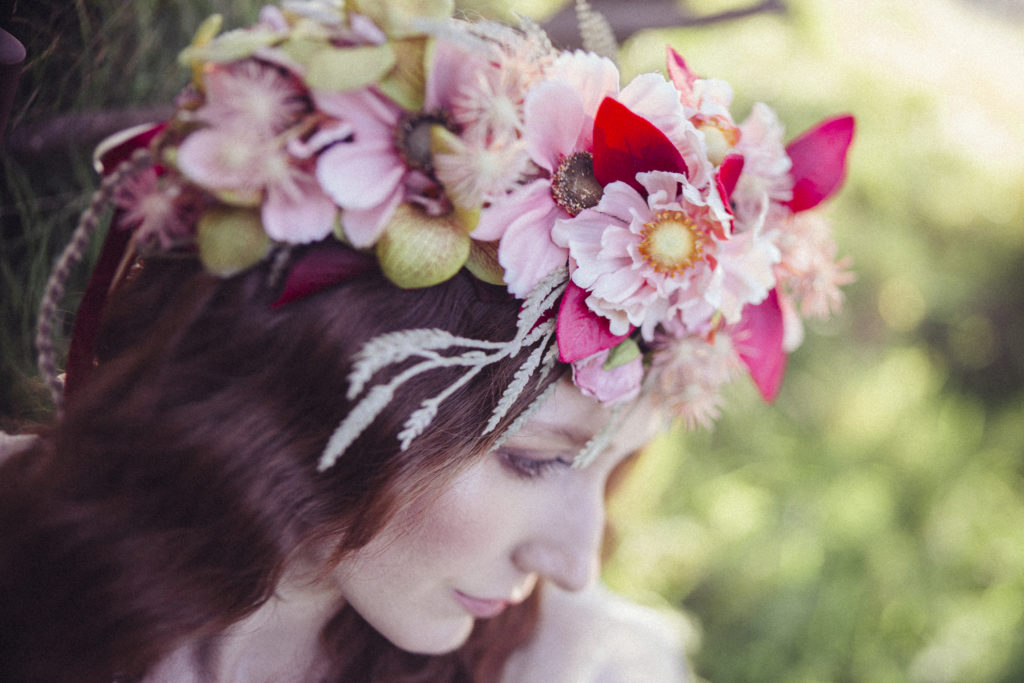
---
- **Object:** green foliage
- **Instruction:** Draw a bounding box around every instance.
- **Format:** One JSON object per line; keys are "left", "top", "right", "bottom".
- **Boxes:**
{"left": 607, "top": 1, "right": 1024, "bottom": 681}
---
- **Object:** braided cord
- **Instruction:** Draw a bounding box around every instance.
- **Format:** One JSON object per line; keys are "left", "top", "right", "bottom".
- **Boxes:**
{"left": 34, "top": 149, "right": 153, "bottom": 410}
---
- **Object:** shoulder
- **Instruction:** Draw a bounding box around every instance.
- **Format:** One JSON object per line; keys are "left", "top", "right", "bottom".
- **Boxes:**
{"left": 501, "top": 582, "right": 695, "bottom": 683}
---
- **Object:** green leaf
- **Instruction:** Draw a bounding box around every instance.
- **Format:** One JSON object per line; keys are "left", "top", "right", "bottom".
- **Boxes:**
{"left": 277, "top": 36, "right": 329, "bottom": 71}
{"left": 305, "top": 43, "right": 396, "bottom": 92}
{"left": 178, "top": 26, "right": 284, "bottom": 67}
{"left": 603, "top": 337, "right": 641, "bottom": 370}
{"left": 375, "top": 205, "right": 470, "bottom": 288}
{"left": 377, "top": 37, "right": 428, "bottom": 111}
{"left": 196, "top": 206, "right": 272, "bottom": 277}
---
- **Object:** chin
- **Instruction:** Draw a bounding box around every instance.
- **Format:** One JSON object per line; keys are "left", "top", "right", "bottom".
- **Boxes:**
{"left": 381, "top": 615, "right": 475, "bottom": 655}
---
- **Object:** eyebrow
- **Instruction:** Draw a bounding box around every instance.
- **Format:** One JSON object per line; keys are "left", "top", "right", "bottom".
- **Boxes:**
{"left": 525, "top": 423, "right": 594, "bottom": 449}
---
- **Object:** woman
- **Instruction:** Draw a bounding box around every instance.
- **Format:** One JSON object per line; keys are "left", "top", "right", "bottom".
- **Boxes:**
{"left": 2, "top": 254, "right": 678, "bottom": 681}
{"left": 1, "top": 1, "right": 852, "bottom": 680}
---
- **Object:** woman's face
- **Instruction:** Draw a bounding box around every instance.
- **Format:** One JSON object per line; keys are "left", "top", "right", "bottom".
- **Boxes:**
{"left": 333, "top": 381, "right": 658, "bottom": 654}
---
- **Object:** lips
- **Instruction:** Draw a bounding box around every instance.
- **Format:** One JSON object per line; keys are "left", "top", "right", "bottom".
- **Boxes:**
{"left": 453, "top": 590, "right": 510, "bottom": 619}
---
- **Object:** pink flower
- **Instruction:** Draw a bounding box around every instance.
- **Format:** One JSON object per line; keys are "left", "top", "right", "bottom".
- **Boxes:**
{"left": 666, "top": 47, "right": 740, "bottom": 166}
{"left": 194, "top": 60, "right": 308, "bottom": 134}
{"left": 732, "top": 114, "right": 854, "bottom": 400}
{"left": 649, "top": 332, "right": 741, "bottom": 429}
{"left": 774, "top": 211, "right": 855, "bottom": 319}
{"left": 731, "top": 103, "right": 793, "bottom": 232}
{"left": 571, "top": 348, "right": 644, "bottom": 404}
{"left": 475, "top": 53, "right": 707, "bottom": 297}
{"left": 113, "top": 167, "right": 191, "bottom": 249}
{"left": 178, "top": 126, "right": 337, "bottom": 244}
{"left": 553, "top": 170, "right": 777, "bottom": 340}
{"left": 175, "top": 59, "right": 337, "bottom": 244}
{"left": 314, "top": 89, "right": 411, "bottom": 247}
{"left": 429, "top": 32, "right": 550, "bottom": 209}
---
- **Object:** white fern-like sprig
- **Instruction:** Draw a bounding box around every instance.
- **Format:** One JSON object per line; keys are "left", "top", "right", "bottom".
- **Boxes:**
{"left": 318, "top": 269, "right": 570, "bottom": 470}
{"left": 347, "top": 328, "right": 507, "bottom": 399}
{"left": 483, "top": 318, "right": 556, "bottom": 435}
{"left": 397, "top": 362, "right": 487, "bottom": 449}
{"left": 572, "top": 402, "right": 624, "bottom": 469}
{"left": 575, "top": 0, "right": 618, "bottom": 62}
{"left": 490, "top": 378, "right": 559, "bottom": 450}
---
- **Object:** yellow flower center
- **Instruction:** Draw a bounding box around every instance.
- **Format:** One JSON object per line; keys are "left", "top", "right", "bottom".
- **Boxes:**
{"left": 639, "top": 210, "right": 705, "bottom": 276}
{"left": 698, "top": 119, "right": 741, "bottom": 166}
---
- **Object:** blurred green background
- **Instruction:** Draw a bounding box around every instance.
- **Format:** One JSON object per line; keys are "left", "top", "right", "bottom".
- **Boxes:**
{"left": 3, "top": 1, "right": 1022, "bottom": 681}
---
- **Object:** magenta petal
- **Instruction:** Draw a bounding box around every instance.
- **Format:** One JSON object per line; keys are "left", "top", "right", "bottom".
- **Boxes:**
{"left": 665, "top": 46, "right": 698, "bottom": 98}
{"left": 786, "top": 114, "right": 855, "bottom": 212}
{"left": 95, "top": 121, "right": 168, "bottom": 175}
{"left": 736, "top": 289, "right": 787, "bottom": 402}
{"left": 272, "top": 243, "right": 377, "bottom": 308}
{"left": 556, "top": 281, "right": 632, "bottom": 363}
{"left": 716, "top": 153, "right": 744, "bottom": 205}
{"left": 592, "top": 97, "right": 689, "bottom": 193}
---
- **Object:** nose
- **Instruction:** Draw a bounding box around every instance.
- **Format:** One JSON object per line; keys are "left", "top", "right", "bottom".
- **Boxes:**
{"left": 511, "top": 484, "right": 605, "bottom": 592}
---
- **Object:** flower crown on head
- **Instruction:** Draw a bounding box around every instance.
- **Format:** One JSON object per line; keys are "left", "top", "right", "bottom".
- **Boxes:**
{"left": 38, "top": 0, "right": 854, "bottom": 469}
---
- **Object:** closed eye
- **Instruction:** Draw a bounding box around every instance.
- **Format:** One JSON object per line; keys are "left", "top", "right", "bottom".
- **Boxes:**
{"left": 496, "top": 448, "right": 573, "bottom": 480}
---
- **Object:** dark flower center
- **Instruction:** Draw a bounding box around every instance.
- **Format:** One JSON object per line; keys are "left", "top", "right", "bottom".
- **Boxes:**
{"left": 394, "top": 109, "right": 456, "bottom": 175}
{"left": 551, "top": 152, "right": 603, "bottom": 216}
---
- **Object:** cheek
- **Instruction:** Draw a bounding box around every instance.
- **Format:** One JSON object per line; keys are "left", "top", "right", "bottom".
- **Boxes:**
{"left": 396, "top": 460, "right": 510, "bottom": 562}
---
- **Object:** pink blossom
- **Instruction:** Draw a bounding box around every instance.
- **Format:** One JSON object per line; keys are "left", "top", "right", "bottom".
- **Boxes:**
{"left": 314, "top": 89, "right": 411, "bottom": 247}
{"left": 553, "top": 170, "right": 777, "bottom": 340}
{"left": 649, "top": 332, "right": 741, "bottom": 429}
{"left": 195, "top": 61, "right": 307, "bottom": 134}
{"left": 175, "top": 59, "right": 337, "bottom": 244}
{"left": 476, "top": 52, "right": 707, "bottom": 297}
{"left": 571, "top": 349, "right": 644, "bottom": 404}
{"left": 112, "top": 167, "right": 191, "bottom": 249}
{"left": 666, "top": 47, "right": 739, "bottom": 166}
{"left": 774, "top": 211, "right": 855, "bottom": 319}
{"left": 731, "top": 103, "right": 793, "bottom": 232}
{"left": 177, "top": 126, "right": 336, "bottom": 244}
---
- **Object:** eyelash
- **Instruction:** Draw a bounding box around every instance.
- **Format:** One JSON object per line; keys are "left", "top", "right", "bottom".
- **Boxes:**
{"left": 497, "top": 449, "right": 572, "bottom": 480}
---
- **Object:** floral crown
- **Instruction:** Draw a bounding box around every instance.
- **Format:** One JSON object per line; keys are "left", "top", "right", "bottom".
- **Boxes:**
{"left": 38, "top": 0, "right": 854, "bottom": 470}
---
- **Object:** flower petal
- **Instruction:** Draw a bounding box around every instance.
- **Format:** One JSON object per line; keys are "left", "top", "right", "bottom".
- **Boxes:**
{"left": 556, "top": 281, "right": 632, "bottom": 363}
{"left": 665, "top": 46, "right": 699, "bottom": 97}
{"left": 272, "top": 243, "right": 378, "bottom": 308}
{"left": 316, "top": 139, "right": 404, "bottom": 210}
{"left": 592, "top": 97, "right": 688, "bottom": 193}
{"left": 735, "top": 288, "right": 787, "bottom": 402}
{"left": 263, "top": 175, "right": 337, "bottom": 244}
{"left": 572, "top": 348, "right": 643, "bottom": 404}
{"left": 339, "top": 190, "right": 404, "bottom": 248}
{"left": 473, "top": 180, "right": 550, "bottom": 242}
{"left": 497, "top": 199, "right": 568, "bottom": 297}
{"left": 524, "top": 80, "right": 587, "bottom": 172}
{"left": 305, "top": 43, "right": 396, "bottom": 92}
{"left": 716, "top": 153, "right": 744, "bottom": 207}
{"left": 786, "top": 114, "right": 855, "bottom": 212}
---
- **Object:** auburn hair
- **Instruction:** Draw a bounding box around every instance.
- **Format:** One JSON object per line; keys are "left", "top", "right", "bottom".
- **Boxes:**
{"left": 0, "top": 249, "right": 562, "bottom": 682}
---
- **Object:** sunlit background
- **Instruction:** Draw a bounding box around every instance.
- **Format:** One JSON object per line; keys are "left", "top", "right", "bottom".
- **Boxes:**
{"left": 3, "top": 1, "right": 1022, "bottom": 681}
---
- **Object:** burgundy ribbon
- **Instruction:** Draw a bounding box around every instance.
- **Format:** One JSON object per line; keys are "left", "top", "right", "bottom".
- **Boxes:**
{"left": 271, "top": 243, "right": 377, "bottom": 308}
{"left": 63, "top": 122, "right": 166, "bottom": 398}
